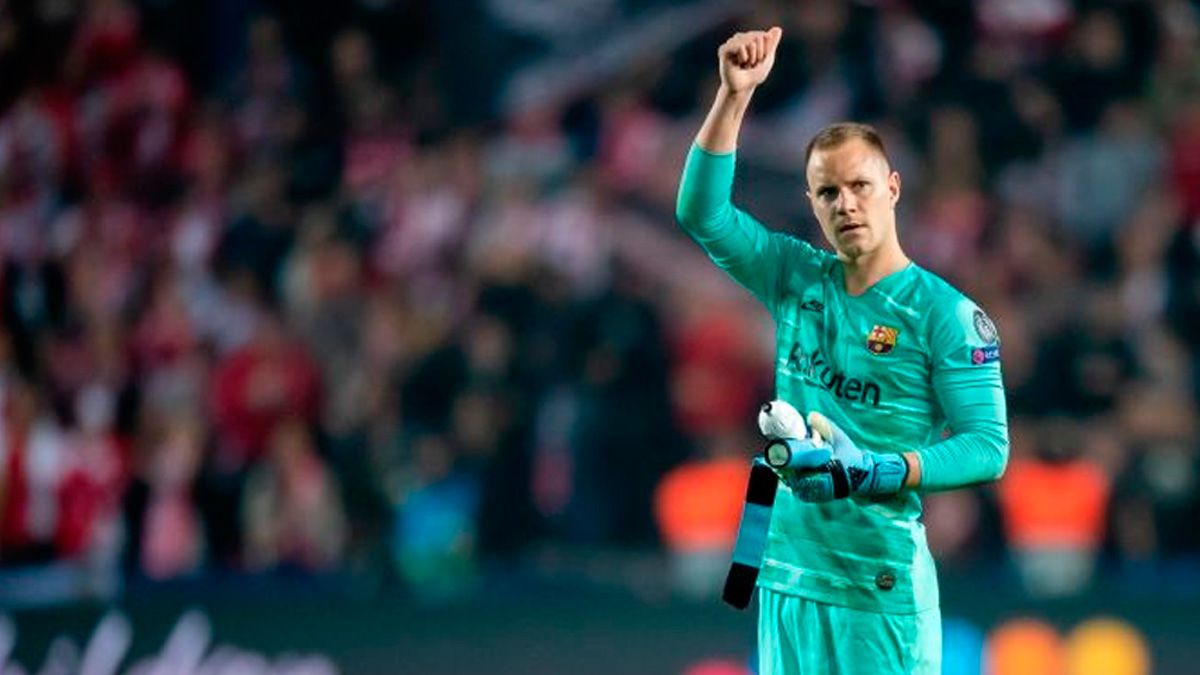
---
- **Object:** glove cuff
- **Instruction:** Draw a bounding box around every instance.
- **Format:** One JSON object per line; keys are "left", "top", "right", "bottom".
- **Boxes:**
{"left": 829, "top": 452, "right": 908, "bottom": 497}
{"left": 866, "top": 453, "right": 908, "bottom": 495}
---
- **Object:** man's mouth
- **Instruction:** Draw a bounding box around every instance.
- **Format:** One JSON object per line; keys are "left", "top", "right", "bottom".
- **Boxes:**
{"left": 838, "top": 222, "right": 865, "bottom": 234}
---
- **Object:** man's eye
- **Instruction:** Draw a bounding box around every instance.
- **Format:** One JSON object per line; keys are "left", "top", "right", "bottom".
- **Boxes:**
{"left": 819, "top": 188, "right": 837, "bottom": 200}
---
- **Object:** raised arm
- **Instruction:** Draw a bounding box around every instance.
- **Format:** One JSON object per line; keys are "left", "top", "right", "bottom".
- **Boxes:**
{"left": 676, "top": 28, "right": 822, "bottom": 314}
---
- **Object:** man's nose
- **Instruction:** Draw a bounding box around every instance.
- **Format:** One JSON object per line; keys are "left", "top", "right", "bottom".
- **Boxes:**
{"left": 835, "top": 187, "right": 858, "bottom": 213}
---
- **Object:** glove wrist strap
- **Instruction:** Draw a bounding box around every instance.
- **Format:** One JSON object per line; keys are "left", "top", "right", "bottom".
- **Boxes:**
{"left": 867, "top": 453, "right": 908, "bottom": 495}
{"left": 829, "top": 453, "right": 909, "bottom": 497}
{"left": 826, "top": 459, "right": 852, "bottom": 498}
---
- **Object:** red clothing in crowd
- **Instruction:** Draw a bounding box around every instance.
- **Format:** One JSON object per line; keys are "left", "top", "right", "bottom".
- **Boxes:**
{"left": 56, "top": 433, "right": 128, "bottom": 557}
{"left": 1169, "top": 107, "right": 1200, "bottom": 221}
{"left": 209, "top": 339, "right": 321, "bottom": 469}
{"left": 1, "top": 429, "right": 35, "bottom": 552}
{"left": 670, "top": 308, "right": 766, "bottom": 437}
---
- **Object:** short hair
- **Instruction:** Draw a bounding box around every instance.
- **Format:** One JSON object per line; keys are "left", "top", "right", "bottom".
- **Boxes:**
{"left": 803, "top": 122, "right": 890, "bottom": 170}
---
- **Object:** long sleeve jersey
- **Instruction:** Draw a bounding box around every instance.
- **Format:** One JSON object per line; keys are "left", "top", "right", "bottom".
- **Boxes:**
{"left": 677, "top": 144, "right": 1009, "bottom": 613}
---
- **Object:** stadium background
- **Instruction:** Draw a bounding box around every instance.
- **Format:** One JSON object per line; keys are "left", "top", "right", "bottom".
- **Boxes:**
{"left": 1, "top": 0, "right": 1199, "bottom": 672}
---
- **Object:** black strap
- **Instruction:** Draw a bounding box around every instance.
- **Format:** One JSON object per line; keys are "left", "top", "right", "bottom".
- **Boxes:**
{"left": 827, "top": 459, "right": 851, "bottom": 499}
{"left": 722, "top": 461, "right": 779, "bottom": 610}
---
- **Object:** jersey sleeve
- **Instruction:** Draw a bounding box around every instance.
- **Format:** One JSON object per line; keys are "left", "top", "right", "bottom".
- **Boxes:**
{"left": 675, "top": 143, "right": 822, "bottom": 316}
{"left": 917, "top": 297, "right": 1010, "bottom": 491}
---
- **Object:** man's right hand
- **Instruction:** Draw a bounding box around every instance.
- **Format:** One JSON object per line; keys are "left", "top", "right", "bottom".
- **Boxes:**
{"left": 719, "top": 27, "right": 783, "bottom": 95}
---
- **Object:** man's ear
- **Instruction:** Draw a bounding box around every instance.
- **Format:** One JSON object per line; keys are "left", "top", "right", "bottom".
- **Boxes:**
{"left": 889, "top": 170, "right": 902, "bottom": 205}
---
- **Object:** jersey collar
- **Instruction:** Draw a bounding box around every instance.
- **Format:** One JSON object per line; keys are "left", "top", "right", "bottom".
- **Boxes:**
{"left": 836, "top": 261, "right": 916, "bottom": 298}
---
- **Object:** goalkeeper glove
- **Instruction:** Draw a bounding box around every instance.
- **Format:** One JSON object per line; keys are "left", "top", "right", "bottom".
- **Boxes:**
{"left": 763, "top": 411, "right": 909, "bottom": 501}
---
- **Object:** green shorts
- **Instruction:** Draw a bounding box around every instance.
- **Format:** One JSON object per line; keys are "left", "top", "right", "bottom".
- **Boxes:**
{"left": 757, "top": 588, "right": 941, "bottom": 674}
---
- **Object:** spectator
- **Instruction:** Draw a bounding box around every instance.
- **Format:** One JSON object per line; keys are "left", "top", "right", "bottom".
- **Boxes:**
{"left": 56, "top": 383, "right": 126, "bottom": 567}
{"left": 242, "top": 417, "right": 346, "bottom": 572}
{"left": 654, "top": 438, "right": 751, "bottom": 599}
{"left": 0, "top": 380, "right": 67, "bottom": 565}
{"left": 204, "top": 308, "right": 320, "bottom": 566}
{"left": 124, "top": 412, "right": 205, "bottom": 580}
{"left": 209, "top": 309, "right": 321, "bottom": 470}
{"left": 997, "top": 419, "right": 1111, "bottom": 597}
{"left": 391, "top": 432, "right": 479, "bottom": 601}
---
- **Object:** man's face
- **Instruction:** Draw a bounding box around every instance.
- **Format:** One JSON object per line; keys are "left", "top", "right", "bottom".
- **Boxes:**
{"left": 805, "top": 139, "right": 901, "bottom": 261}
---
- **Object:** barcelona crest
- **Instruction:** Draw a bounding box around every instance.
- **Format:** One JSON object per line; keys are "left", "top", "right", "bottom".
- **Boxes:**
{"left": 866, "top": 325, "right": 899, "bottom": 355}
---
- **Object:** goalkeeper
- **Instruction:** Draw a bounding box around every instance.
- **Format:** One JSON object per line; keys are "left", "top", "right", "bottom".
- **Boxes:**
{"left": 676, "top": 27, "right": 1009, "bottom": 674}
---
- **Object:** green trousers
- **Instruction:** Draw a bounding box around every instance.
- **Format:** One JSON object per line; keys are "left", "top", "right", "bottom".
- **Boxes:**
{"left": 757, "top": 588, "right": 941, "bottom": 674}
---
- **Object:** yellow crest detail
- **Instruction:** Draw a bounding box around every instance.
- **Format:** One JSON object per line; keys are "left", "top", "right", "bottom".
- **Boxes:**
{"left": 866, "top": 325, "right": 899, "bottom": 355}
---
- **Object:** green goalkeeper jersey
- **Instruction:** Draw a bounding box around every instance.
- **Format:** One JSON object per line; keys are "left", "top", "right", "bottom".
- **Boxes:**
{"left": 677, "top": 144, "right": 1009, "bottom": 614}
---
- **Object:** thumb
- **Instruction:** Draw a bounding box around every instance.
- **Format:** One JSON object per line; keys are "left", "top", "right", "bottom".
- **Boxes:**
{"left": 807, "top": 412, "right": 849, "bottom": 449}
{"left": 767, "top": 26, "right": 783, "bottom": 48}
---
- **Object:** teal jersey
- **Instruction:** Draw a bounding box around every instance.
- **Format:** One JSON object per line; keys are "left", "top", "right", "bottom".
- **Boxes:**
{"left": 677, "top": 145, "right": 1008, "bottom": 614}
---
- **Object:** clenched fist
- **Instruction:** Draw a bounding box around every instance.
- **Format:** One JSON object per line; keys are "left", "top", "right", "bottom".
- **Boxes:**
{"left": 719, "top": 27, "right": 783, "bottom": 94}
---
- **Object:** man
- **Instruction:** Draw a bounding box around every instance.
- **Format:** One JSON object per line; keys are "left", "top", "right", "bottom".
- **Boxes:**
{"left": 675, "top": 27, "right": 1009, "bottom": 674}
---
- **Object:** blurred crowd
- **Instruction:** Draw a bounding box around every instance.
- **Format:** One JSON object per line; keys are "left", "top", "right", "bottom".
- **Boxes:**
{"left": 0, "top": 0, "right": 1198, "bottom": 604}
